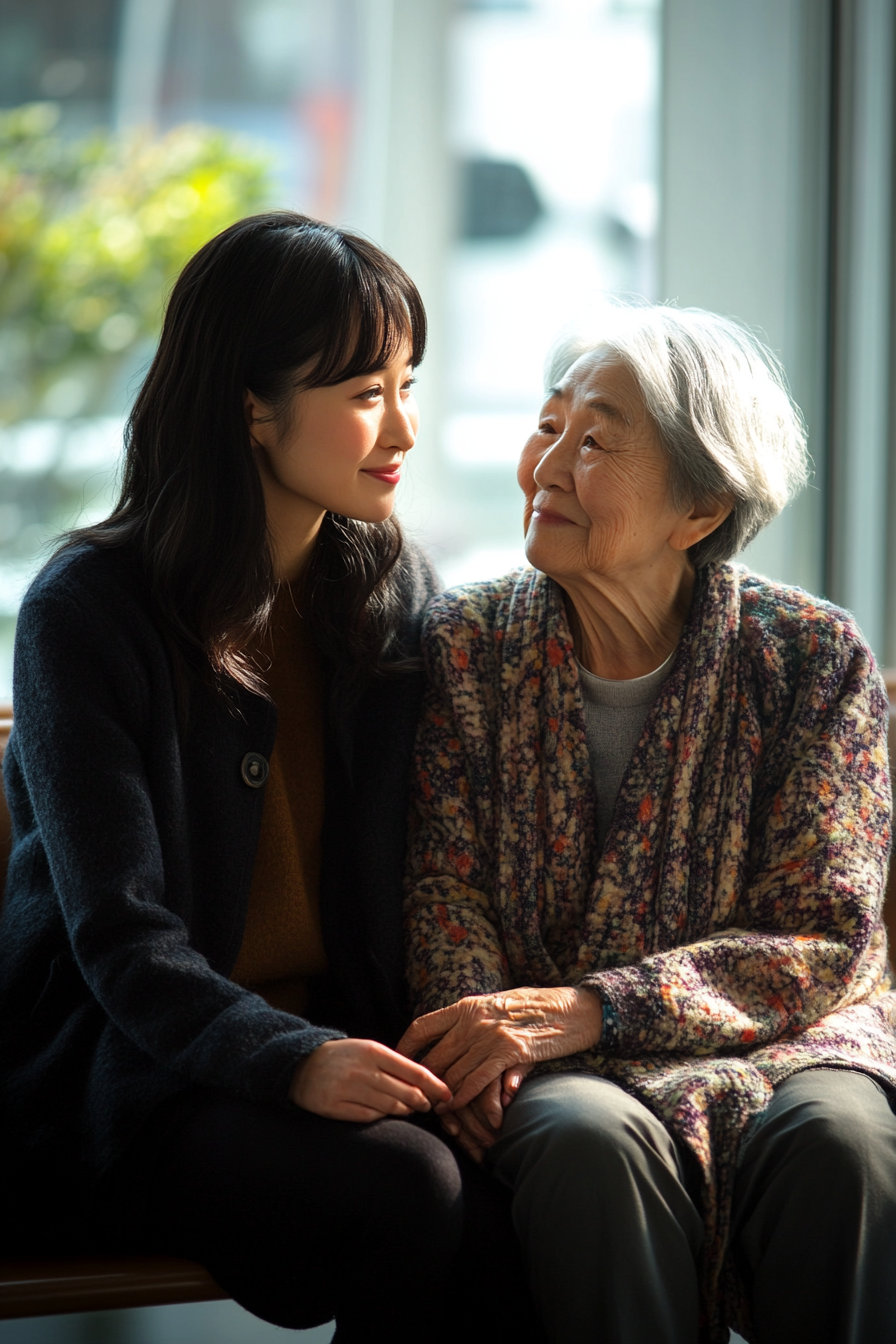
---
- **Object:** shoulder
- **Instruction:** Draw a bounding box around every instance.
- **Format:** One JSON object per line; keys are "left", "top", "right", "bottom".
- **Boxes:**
{"left": 731, "top": 565, "right": 871, "bottom": 672}
{"left": 19, "top": 542, "right": 146, "bottom": 630}
{"left": 423, "top": 567, "right": 542, "bottom": 645}
{"left": 14, "top": 543, "right": 166, "bottom": 712}
{"left": 718, "top": 564, "right": 885, "bottom": 721}
{"left": 420, "top": 568, "right": 551, "bottom": 694}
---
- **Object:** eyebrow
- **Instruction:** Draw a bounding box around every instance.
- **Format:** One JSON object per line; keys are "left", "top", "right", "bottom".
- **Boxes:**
{"left": 545, "top": 387, "right": 629, "bottom": 424}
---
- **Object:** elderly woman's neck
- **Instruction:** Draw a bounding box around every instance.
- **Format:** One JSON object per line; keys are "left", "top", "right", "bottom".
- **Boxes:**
{"left": 560, "top": 559, "right": 695, "bottom": 681}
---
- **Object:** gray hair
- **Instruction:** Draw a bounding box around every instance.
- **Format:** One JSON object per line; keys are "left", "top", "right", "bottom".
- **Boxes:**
{"left": 545, "top": 303, "right": 810, "bottom": 566}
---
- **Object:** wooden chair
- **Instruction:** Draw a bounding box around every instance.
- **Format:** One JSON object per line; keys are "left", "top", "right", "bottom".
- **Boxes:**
{"left": 2, "top": 678, "right": 896, "bottom": 1319}
{"left": 0, "top": 705, "right": 226, "bottom": 1319}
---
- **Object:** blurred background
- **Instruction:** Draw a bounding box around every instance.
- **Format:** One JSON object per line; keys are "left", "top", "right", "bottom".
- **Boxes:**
{"left": 1, "top": 0, "right": 892, "bottom": 705}
{"left": 0, "top": 0, "right": 893, "bottom": 1338}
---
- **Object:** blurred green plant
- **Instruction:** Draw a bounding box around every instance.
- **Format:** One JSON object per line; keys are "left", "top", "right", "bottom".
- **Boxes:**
{"left": 0, "top": 101, "right": 273, "bottom": 424}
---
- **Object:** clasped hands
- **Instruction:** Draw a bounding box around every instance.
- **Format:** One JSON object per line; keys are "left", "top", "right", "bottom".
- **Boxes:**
{"left": 396, "top": 985, "right": 603, "bottom": 1162}
{"left": 288, "top": 985, "right": 602, "bottom": 1162}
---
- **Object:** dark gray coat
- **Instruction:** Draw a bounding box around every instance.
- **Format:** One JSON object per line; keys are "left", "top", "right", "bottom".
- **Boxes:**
{"left": 0, "top": 540, "right": 438, "bottom": 1236}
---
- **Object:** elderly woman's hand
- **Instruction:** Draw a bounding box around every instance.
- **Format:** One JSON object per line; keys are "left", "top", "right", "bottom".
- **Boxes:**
{"left": 438, "top": 1067, "right": 533, "bottom": 1163}
{"left": 440, "top": 1079, "right": 504, "bottom": 1163}
{"left": 397, "top": 986, "right": 603, "bottom": 1113}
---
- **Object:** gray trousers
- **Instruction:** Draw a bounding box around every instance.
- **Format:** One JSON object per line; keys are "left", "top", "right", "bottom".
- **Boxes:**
{"left": 485, "top": 1068, "right": 896, "bottom": 1344}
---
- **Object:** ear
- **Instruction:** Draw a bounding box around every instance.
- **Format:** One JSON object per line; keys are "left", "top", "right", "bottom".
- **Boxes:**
{"left": 668, "top": 496, "right": 733, "bottom": 553}
{"left": 243, "top": 389, "right": 274, "bottom": 449}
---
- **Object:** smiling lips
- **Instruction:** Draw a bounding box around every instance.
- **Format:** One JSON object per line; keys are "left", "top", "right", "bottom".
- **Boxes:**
{"left": 362, "top": 465, "right": 402, "bottom": 484}
{"left": 533, "top": 506, "right": 577, "bottom": 526}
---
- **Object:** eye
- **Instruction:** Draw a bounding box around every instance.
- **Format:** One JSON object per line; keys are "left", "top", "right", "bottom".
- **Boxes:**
{"left": 583, "top": 434, "right": 605, "bottom": 451}
{"left": 401, "top": 376, "right": 418, "bottom": 394}
{"left": 537, "top": 420, "right": 557, "bottom": 435}
{"left": 355, "top": 384, "right": 384, "bottom": 402}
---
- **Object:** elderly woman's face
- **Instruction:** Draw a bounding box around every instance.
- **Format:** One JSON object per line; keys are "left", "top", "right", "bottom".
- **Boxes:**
{"left": 518, "top": 352, "right": 694, "bottom": 584}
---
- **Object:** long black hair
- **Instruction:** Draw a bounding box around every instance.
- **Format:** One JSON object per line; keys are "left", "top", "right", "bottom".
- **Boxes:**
{"left": 59, "top": 211, "right": 427, "bottom": 698}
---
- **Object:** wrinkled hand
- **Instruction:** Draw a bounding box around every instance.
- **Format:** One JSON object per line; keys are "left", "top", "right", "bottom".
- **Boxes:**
{"left": 289, "top": 1038, "right": 452, "bottom": 1123}
{"left": 397, "top": 986, "right": 602, "bottom": 1113}
{"left": 440, "top": 1080, "right": 502, "bottom": 1163}
{"left": 440, "top": 1065, "right": 533, "bottom": 1163}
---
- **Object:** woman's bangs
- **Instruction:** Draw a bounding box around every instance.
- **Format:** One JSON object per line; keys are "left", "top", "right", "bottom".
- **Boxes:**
{"left": 310, "top": 258, "right": 426, "bottom": 388}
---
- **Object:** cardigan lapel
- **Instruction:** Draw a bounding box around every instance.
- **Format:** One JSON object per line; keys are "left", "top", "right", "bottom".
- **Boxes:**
{"left": 493, "top": 566, "right": 759, "bottom": 986}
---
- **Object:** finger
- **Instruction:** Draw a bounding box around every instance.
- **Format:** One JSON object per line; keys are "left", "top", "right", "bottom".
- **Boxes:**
{"left": 320, "top": 1072, "right": 426, "bottom": 1119}
{"left": 396, "top": 1005, "right": 462, "bottom": 1058}
{"left": 433, "top": 1049, "right": 480, "bottom": 1113}
{"left": 374, "top": 1046, "right": 453, "bottom": 1105}
{"left": 475, "top": 1080, "right": 504, "bottom": 1130}
{"left": 461, "top": 1113, "right": 496, "bottom": 1150}
{"left": 503, "top": 1067, "right": 526, "bottom": 1094}
{"left": 426, "top": 1023, "right": 510, "bottom": 1095}
{"left": 366, "top": 1096, "right": 415, "bottom": 1118}
{"left": 443, "top": 1042, "right": 516, "bottom": 1101}
{"left": 501, "top": 1064, "right": 530, "bottom": 1107}
{"left": 457, "top": 1105, "right": 499, "bottom": 1151}
{"left": 451, "top": 1058, "right": 518, "bottom": 1112}
{"left": 408, "top": 1069, "right": 452, "bottom": 1107}
{"left": 368, "top": 1076, "right": 435, "bottom": 1114}
{"left": 342, "top": 1071, "right": 431, "bottom": 1116}
{"left": 440, "top": 1113, "right": 460, "bottom": 1139}
{"left": 417, "top": 1021, "right": 484, "bottom": 1079}
{"left": 334, "top": 1081, "right": 416, "bottom": 1118}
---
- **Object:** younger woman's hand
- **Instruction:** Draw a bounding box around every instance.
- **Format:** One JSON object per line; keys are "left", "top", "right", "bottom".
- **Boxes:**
{"left": 289, "top": 1038, "right": 452, "bottom": 1123}
{"left": 397, "top": 986, "right": 602, "bottom": 1112}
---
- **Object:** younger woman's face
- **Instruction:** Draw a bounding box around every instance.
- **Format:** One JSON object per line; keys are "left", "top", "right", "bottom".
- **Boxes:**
{"left": 246, "top": 344, "right": 418, "bottom": 527}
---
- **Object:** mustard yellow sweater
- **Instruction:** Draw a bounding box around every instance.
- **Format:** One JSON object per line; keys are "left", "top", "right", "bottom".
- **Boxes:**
{"left": 231, "top": 585, "right": 327, "bottom": 1015}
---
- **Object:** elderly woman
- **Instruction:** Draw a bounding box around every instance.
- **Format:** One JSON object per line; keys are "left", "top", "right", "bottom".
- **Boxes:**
{"left": 399, "top": 306, "right": 896, "bottom": 1344}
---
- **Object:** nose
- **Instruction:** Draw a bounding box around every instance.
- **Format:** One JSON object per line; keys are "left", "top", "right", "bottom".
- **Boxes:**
{"left": 382, "top": 393, "right": 417, "bottom": 454}
{"left": 532, "top": 429, "right": 574, "bottom": 492}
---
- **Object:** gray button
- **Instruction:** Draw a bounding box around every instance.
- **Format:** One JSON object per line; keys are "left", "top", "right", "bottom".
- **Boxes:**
{"left": 240, "top": 752, "right": 269, "bottom": 788}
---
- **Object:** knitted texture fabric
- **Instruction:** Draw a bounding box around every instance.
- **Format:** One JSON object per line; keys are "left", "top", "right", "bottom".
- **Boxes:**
{"left": 405, "top": 562, "right": 896, "bottom": 1341}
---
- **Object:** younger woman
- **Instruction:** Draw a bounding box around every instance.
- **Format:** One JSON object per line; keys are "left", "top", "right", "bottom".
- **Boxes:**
{"left": 1, "top": 212, "right": 472, "bottom": 1341}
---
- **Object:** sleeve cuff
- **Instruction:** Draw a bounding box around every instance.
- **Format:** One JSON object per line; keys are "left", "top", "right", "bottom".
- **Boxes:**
{"left": 600, "top": 994, "right": 621, "bottom": 1052}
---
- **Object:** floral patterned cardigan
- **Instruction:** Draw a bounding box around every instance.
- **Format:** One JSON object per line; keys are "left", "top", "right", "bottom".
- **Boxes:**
{"left": 404, "top": 562, "right": 896, "bottom": 1342}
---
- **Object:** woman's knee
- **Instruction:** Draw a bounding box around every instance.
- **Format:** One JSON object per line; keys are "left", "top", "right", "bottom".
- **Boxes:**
{"left": 491, "top": 1073, "right": 686, "bottom": 1196}
{"left": 145, "top": 1096, "right": 463, "bottom": 1264}
{"left": 741, "top": 1069, "right": 896, "bottom": 1193}
{"left": 145, "top": 1104, "right": 464, "bottom": 1329}
{"left": 357, "top": 1117, "right": 464, "bottom": 1234}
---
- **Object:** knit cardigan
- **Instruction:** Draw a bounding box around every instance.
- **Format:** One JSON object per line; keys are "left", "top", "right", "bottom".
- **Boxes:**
{"left": 405, "top": 562, "right": 896, "bottom": 1342}
{"left": 0, "top": 539, "right": 438, "bottom": 1244}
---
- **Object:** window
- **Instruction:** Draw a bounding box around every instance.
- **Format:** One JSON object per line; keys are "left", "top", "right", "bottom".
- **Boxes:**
{"left": 1, "top": 0, "right": 893, "bottom": 703}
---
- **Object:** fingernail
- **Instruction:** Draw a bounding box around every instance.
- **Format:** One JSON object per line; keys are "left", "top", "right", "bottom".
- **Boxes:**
{"left": 510, "top": 1072, "right": 523, "bottom": 1091}
{"left": 434, "top": 1102, "right": 449, "bottom": 1115}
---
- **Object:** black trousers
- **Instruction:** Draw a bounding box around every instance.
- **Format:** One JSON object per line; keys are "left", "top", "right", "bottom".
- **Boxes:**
{"left": 102, "top": 1089, "right": 545, "bottom": 1344}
